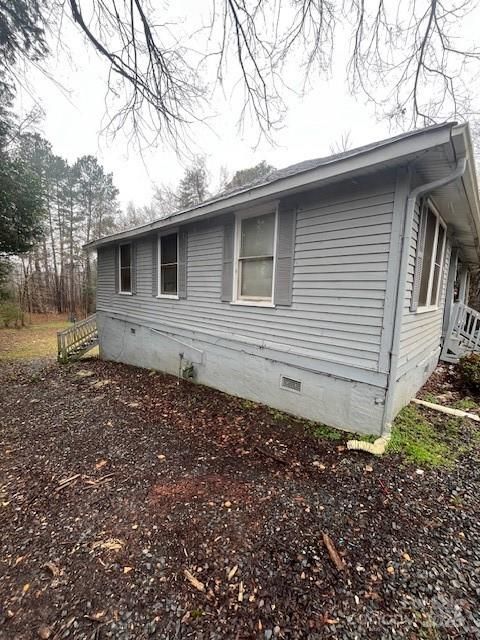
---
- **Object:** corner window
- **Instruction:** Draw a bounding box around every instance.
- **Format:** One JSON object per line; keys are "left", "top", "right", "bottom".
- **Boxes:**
{"left": 236, "top": 212, "right": 276, "bottom": 302}
{"left": 159, "top": 233, "right": 178, "bottom": 296}
{"left": 418, "top": 202, "right": 446, "bottom": 309}
{"left": 119, "top": 243, "right": 132, "bottom": 293}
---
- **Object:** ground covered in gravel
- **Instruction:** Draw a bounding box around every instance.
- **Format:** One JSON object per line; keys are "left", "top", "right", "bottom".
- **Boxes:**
{"left": 0, "top": 358, "right": 479, "bottom": 639}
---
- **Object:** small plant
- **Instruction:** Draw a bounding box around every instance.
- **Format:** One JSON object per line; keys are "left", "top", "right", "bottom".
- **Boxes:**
{"left": 389, "top": 405, "right": 457, "bottom": 467}
{"left": 458, "top": 353, "right": 480, "bottom": 392}
{"left": 452, "top": 397, "right": 478, "bottom": 411}
{"left": 309, "top": 423, "right": 346, "bottom": 441}
{"left": 0, "top": 302, "right": 24, "bottom": 328}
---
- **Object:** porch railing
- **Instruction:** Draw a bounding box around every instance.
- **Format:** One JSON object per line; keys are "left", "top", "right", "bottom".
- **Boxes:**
{"left": 441, "top": 302, "right": 480, "bottom": 362}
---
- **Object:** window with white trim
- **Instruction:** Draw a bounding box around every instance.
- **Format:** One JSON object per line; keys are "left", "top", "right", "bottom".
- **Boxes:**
{"left": 236, "top": 212, "right": 276, "bottom": 302}
{"left": 119, "top": 243, "right": 132, "bottom": 293}
{"left": 159, "top": 233, "right": 178, "bottom": 296}
{"left": 418, "top": 202, "right": 446, "bottom": 309}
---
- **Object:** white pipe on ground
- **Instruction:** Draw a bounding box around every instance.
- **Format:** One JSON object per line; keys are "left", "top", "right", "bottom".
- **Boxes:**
{"left": 412, "top": 398, "right": 480, "bottom": 422}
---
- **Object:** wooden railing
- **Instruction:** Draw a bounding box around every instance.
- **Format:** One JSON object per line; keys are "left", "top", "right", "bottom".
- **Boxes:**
{"left": 57, "top": 314, "right": 98, "bottom": 363}
{"left": 442, "top": 302, "right": 480, "bottom": 362}
{"left": 449, "top": 302, "right": 480, "bottom": 350}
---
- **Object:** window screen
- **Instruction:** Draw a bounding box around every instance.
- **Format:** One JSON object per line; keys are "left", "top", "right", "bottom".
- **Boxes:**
{"left": 160, "top": 234, "right": 178, "bottom": 295}
{"left": 119, "top": 244, "right": 132, "bottom": 293}
{"left": 238, "top": 213, "right": 275, "bottom": 300}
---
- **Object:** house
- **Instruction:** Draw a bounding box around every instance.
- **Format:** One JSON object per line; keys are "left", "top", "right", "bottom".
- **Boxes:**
{"left": 85, "top": 122, "right": 480, "bottom": 435}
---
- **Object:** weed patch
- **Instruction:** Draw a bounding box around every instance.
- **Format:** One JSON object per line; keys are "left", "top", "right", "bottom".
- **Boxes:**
{"left": 389, "top": 405, "right": 463, "bottom": 467}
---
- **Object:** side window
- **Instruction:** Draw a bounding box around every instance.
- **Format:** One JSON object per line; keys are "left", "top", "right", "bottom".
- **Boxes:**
{"left": 159, "top": 233, "right": 178, "bottom": 296}
{"left": 236, "top": 212, "right": 276, "bottom": 302}
{"left": 417, "top": 202, "right": 446, "bottom": 310}
{"left": 119, "top": 243, "right": 132, "bottom": 293}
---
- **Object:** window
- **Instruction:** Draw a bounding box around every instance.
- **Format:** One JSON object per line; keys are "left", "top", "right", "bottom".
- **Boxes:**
{"left": 236, "top": 212, "right": 276, "bottom": 303}
{"left": 417, "top": 201, "right": 446, "bottom": 309}
{"left": 119, "top": 243, "right": 132, "bottom": 293}
{"left": 159, "top": 233, "right": 178, "bottom": 296}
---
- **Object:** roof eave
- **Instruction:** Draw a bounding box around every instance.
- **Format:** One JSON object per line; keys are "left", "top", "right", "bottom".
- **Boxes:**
{"left": 85, "top": 123, "right": 455, "bottom": 250}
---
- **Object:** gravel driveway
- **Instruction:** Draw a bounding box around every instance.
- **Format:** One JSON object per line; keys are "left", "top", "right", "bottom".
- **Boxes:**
{"left": 0, "top": 359, "right": 479, "bottom": 639}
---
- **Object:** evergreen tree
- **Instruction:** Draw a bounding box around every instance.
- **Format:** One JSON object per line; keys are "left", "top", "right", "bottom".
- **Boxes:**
{"left": 177, "top": 156, "right": 209, "bottom": 209}
{"left": 224, "top": 161, "right": 274, "bottom": 192}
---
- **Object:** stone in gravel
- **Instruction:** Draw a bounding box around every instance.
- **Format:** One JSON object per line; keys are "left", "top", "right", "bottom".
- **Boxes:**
{"left": 38, "top": 625, "right": 52, "bottom": 639}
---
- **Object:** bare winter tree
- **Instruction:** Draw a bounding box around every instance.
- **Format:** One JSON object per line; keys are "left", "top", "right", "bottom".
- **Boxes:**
{"left": 3, "top": 1, "right": 480, "bottom": 145}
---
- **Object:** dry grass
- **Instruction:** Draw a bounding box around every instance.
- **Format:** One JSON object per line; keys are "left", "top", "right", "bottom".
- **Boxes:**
{"left": 0, "top": 314, "right": 70, "bottom": 360}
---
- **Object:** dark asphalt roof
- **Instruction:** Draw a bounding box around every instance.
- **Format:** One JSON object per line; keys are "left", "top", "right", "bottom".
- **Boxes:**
{"left": 163, "top": 122, "right": 452, "bottom": 219}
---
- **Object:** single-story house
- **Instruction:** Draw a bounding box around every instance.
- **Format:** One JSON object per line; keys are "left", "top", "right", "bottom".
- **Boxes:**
{"left": 85, "top": 122, "right": 480, "bottom": 435}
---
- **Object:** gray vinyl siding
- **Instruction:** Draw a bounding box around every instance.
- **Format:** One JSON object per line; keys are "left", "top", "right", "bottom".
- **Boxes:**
{"left": 96, "top": 173, "right": 397, "bottom": 374}
{"left": 396, "top": 200, "right": 451, "bottom": 378}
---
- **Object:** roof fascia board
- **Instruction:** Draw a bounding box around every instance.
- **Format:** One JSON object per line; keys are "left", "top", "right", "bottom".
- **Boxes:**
{"left": 451, "top": 124, "right": 480, "bottom": 262}
{"left": 86, "top": 125, "right": 454, "bottom": 249}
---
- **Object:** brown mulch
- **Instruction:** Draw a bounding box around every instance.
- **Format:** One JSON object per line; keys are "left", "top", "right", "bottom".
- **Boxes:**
{"left": 0, "top": 359, "right": 479, "bottom": 639}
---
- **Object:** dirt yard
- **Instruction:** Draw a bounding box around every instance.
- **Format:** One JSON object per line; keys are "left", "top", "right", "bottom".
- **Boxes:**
{"left": 0, "top": 357, "right": 479, "bottom": 639}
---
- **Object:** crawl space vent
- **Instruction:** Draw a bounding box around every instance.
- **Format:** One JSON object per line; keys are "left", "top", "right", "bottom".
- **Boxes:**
{"left": 280, "top": 376, "right": 302, "bottom": 393}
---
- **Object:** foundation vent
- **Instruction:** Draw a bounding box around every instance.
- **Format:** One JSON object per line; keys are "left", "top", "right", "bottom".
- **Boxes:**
{"left": 280, "top": 376, "right": 302, "bottom": 393}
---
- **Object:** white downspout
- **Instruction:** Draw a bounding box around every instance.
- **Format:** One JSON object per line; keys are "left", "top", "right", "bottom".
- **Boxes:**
{"left": 383, "top": 156, "right": 467, "bottom": 429}
{"left": 348, "top": 156, "right": 467, "bottom": 456}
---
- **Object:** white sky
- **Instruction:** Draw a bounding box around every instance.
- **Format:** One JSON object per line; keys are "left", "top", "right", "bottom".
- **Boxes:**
{"left": 14, "top": 1, "right": 477, "bottom": 210}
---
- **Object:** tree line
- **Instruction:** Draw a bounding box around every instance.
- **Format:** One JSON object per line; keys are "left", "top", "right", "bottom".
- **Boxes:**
{"left": 1, "top": 129, "right": 120, "bottom": 317}
{"left": 0, "top": 112, "right": 275, "bottom": 320}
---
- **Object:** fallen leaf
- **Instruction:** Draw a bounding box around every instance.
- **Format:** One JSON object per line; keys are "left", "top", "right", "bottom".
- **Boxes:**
{"left": 123, "top": 566, "right": 133, "bottom": 574}
{"left": 224, "top": 501, "right": 232, "bottom": 508}
{"left": 91, "top": 379, "right": 111, "bottom": 389}
{"left": 86, "top": 610, "right": 106, "bottom": 622}
{"left": 312, "top": 461, "right": 326, "bottom": 469}
{"left": 14, "top": 556, "right": 25, "bottom": 566}
{"left": 37, "top": 624, "right": 52, "bottom": 639}
{"left": 95, "top": 459, "right": 108, "bottom": 470}
{"left": 238, "top": 580, "right": 244, "bottom": 602}
{"left": 76, "top": 369, "right": 95, "bottom": 377}
{"left": 184, "top": 569, "right": 205, "bottom": 592}
{"left": 92, "top": 538, "right": 124, "bottom": 552}
{"left": 44, "top": 561, "right": 60, "bottom": 577}
{"left": 157, "top": 454, "right": 166, "bottom": 461}
{"left": 402, "top": 552, "right": 412, "bottom": 562}
{"left": 364, "top": 465, "right": 373, "bottom": 472}
{"left": 22, "top": 583, "right": 30, "bottom": 593}
{"left": 228, "top": 565, "right": 238, "bottom": 580}
{"left": 386, "top": 565, "right": 395, "bottom": 574}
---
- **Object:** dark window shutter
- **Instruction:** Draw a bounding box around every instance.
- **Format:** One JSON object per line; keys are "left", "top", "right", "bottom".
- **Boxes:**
{"left": 410, "top": 199, "right": 427, "bottom": 312}
{"left": 178, "top": 229, "right": 188, "bottom": 299}
{"left": 221, "top": 221, "right": 235, "bottom": 302}
{"left": 274, "top": 205, "right": 296, "bottom": 306}
{"left": 131, "top": 242, "right": 137, "bottom": 294}
{"left": 114, "top": 245, "right": 119, "bottom": 293}
{"left": 152, "top": 235, "right": 158, "bottom": 296}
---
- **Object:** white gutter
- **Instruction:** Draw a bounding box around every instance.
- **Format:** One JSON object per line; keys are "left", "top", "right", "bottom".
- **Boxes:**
{"left": 86, "top": 124, "right": 454, "bottom": 249}
{"left": 381, "top": 155, "right": 467, "bottom": 433}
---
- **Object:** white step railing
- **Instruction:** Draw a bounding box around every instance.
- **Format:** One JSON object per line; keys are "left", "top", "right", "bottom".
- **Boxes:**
{"left": 57, "top": 314, "right": 98, "bottom": 363}
{"left": 441, "top": 302, "right": 480, "bottom": 362}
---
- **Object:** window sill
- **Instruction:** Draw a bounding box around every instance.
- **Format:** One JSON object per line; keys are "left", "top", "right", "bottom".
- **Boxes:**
{"left": 118, "top": 291, "right": 133, "bottom": 296}
{"left": 415, "top": 305, "right": 439, "bottom": 314}
{"left": 157, "top": 294, "right": 179, "bottom": 300}
{"left": 230, "top": 300, "right": 275, "bottom": 308}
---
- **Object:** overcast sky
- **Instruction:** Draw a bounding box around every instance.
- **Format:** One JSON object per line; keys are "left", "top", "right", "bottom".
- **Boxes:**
{"left": 15, "top": 2, "right": 473, "bottom": 211}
